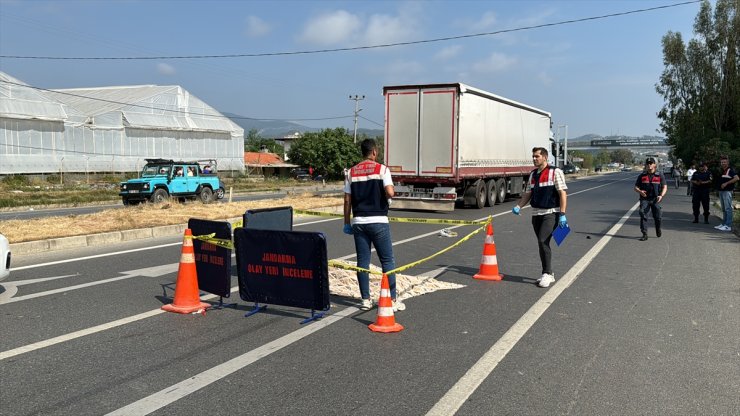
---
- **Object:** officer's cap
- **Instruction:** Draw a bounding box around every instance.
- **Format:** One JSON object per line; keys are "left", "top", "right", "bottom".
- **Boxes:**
{"left": 645, "top": 157, "right": 656, "bottom": 165}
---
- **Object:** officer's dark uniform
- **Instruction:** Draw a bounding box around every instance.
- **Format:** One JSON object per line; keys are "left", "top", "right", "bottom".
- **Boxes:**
{"left": 635, "top": 162, "right": 666, "bottom": 240}
{"left": 691, "top": 167, "right": 712, "bottom": 223}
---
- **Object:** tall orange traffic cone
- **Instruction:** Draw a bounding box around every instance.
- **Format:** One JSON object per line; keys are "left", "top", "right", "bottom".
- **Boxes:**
{"left": 368, "top": 274, "right": 404, "bottom": 333}
{"left": 162, "top": 229, "right": 211, "bottom": 314}
{"left": 473, "top": 223, "right": 504, "bottom": 281}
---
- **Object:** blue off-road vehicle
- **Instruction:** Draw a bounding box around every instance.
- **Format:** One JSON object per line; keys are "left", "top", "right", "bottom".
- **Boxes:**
{"left": 119, "top": 159, "right": 225, "bottom": 205}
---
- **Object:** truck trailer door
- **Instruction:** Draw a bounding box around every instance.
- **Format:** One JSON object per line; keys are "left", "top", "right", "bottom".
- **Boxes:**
{"left": 385, "top": 87, "right": 457, "bottom": 177}
{"left": 419, "top": 87, "right": 457, "bottom": 177}
{"left": 385, "top": 89, "right": 419, "bottom": 175}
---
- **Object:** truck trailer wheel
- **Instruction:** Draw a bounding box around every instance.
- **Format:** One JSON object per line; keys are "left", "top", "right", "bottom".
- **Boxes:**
{"left": 474, "top": 180, "right": 486, "bottom": 209}
{"left": 485, "top": 180, "right": 497, "bottom": 207}
{"left": 495, "top": 178, "right": 507, "bottom": 204}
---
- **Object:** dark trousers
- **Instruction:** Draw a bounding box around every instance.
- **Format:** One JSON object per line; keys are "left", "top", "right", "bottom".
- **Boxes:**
{"left": 639, "top": 199, "right": 662, "bottom": 234}
{"left": 532, "top": 213, "right": 558, "bottom": 275}
{"left": 692, "top": 190, "right": 710, "bottom": 219}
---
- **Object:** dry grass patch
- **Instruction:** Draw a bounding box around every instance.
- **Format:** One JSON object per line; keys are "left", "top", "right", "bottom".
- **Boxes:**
{"left": 0, "top": 193, "right": 342, "bottom": 243}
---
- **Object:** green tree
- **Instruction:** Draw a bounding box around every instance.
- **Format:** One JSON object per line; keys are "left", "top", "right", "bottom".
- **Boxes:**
{"left": 594, "top": 150, "right": 612, "bottom": 166}
{"left": 287, "top": 128, "right": 362, "bottom": 179}
{"left": 244, "top": 129, "right": 284, "bottom": 155}
{"left": 569, "top": 150, "right": 594, "bottom": 169}
{"left": 656, "top": 0, "right": 740, "bottom": 165}
{"left": 610, "top": 149, "right": 634, "bottom": 164}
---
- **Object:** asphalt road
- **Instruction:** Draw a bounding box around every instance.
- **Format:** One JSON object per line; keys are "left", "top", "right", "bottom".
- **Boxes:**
{"left": 1, "top": 172, "right": 738, "bottom": 416}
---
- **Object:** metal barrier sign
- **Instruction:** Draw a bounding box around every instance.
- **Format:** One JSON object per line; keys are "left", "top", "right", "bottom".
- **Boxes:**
{"left": 234, "top": 228, "right": 329, "bottom": 311}
{"left": 243, "top": 206, "right": 293, "bottom": 231}
{"left": 188, "top": 218, "right": 232, "bottom": 298}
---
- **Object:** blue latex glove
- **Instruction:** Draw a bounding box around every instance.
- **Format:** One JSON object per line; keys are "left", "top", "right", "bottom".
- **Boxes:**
{"left": 512, "top": 206, "right": 521, "bottom": 215}
{"left": 343, "top": 224, "right": 353, "bottom": 235}
{"left": 558, "top": 214, "right": 568, "bottom": 228}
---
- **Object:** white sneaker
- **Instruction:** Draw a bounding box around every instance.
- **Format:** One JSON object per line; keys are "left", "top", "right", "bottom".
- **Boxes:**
{"left": 538, "top": 273, "right": 555, "bottom": 288}
{"left": 718, "top": 225, "right": 732, "bottom": 231}
{"left": 714, "top": 224, "right": 724, "bottom": 229}
{"left": 392, "top": 299, "right": 406, "bottom": 312}
{"left": 360, "top": 298, "right": 373, "bottom": 310}
{"left": 536, "top": 273, "right": 547, "bottom": 283}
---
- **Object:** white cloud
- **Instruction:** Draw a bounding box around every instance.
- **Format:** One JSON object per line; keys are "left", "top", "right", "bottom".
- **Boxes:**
{"left": 299, "top": 10, "right": 360, "bottom": 45}
{"left": 471, "top": 11, "right": 497, "bottom": 31}
{"left": 365, "top": 59, "right": 425, "bottom": 81}
{"left": 362, "top": 13, "right": 417, "bottom": 45}
{"left": 245, "top": 15, "right": 271, "bottom": 38}
{"left": 156, "top": 63, "right": 175, "bottom": 75}
{"left": 472, "top": 53, "right": 516, "bottom": 73}
{"left": 434, "top": 45, "right": 463, "bottom": 61}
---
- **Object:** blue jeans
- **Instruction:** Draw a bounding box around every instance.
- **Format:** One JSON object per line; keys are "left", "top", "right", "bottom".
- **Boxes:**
{"left": 352, "top": 223, "right": 396, "bottom": 300}
{"left": 719, "top": 191, "right": 733, "bottom": 227}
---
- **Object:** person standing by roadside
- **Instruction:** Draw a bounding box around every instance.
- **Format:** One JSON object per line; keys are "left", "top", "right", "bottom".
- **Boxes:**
{"left": 715, "top": 155, "right": 739, "bottom": 232}
{"left": 343, "top": 139, "right": 404, "bottom": 312}
{"left": 690, "top": 162, "right": 712, "bottom": 224}
{"left": 634, "top": 157, "right": 667, "bottom": 241}
{"left": 512, "top": 147, "right": 568, "bottom": 288}
{"left": 686, "top": 164, "right": 696, "bottom": 196}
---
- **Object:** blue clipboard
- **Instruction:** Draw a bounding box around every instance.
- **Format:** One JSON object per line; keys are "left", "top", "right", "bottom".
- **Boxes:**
{"left": 552, "top": 225, "right": 571, "bottom": 246}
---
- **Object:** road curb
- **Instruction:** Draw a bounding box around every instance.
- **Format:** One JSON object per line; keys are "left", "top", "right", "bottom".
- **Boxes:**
{"left": 9, "top": 205, "right": 344, "bottom": 256}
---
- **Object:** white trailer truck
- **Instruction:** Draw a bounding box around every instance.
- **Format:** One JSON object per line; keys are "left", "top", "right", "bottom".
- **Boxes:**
{"left": 384, "top": 83, "right": 552, "bottom": 211}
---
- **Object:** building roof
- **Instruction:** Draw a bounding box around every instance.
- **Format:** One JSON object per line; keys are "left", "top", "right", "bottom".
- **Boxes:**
{"left": 0, "top": 71, "right": 79, "bottom": 121}
{"left": 244, "top": 152, "right": 298, "bottom": 167}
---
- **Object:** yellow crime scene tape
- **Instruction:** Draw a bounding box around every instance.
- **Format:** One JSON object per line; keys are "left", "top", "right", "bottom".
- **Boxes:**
{"left": 328, "top": 218, "right": 490, "bottom": 275}
{"left": 185, "top": 212, "right": 491, "bottom": 275}
{"left": 188, "top": 233, "right": 236, "bottom": 250}
{"left": 293, "top": 209, "right": 488, "bottom": 226}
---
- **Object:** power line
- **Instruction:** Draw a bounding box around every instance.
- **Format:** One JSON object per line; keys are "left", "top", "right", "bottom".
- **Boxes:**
{"left": 0, "top": 79, "right": 354, "bottom": 123}
{"left": 0, "top": 1, "right": 700, "bottom": 60}
{"left": 2, "top": 143, "right": 127, "bottom": 157}
{"left": 359, "top": 115, "right": 383, "bottom": 128}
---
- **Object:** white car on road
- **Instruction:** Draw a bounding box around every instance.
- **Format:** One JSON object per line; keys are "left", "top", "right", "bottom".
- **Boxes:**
{"left": 0, "top": 233, "right": 10, "bottom": 282}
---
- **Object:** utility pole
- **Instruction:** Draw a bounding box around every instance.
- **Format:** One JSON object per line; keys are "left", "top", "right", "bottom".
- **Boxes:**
{"left": 349, "top": 94, "right": 365, "bottom": 143}
{"left": 556, "top": 124, "right": 568, "bottom": 167}
{"left": 563, "top": 124, "right": 569, "bottom": 166}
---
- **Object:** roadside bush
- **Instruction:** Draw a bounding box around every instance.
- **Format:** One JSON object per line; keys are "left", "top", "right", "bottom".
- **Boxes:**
{"left": 1, "top": 175, "right": 30, "bottom": 188}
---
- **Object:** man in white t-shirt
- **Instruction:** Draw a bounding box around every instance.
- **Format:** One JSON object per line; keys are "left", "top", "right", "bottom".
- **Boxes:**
{"left": 343, "top": 139, "right": 404, "bottom": 312}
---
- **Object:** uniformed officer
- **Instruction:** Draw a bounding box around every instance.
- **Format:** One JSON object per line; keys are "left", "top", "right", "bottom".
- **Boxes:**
{"left": 690, "top": 161, "right": 712, "bottom": 224}
{"left": 634, "top": 157, "right": 667, "bottom": 241}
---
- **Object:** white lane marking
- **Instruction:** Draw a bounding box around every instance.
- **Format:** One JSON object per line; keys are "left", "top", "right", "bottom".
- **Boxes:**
{"left": 105, "top": 306, "right": 357, "bottom": 416}
{"left": 0, "top": 286, "right": 237, "bottom": 361}
{"left": 11, "top": 242, "right": 183, "bottom": 271}
{"left": 10, "top": 218, "right": 328, "bottom": 271}
{"left": 2, "top": 274, "right": 149, "bottom": 304}
{"left": 7, "top": 274, "right": 80, "bottom": 286}
{"left": 425, "top": 201, "right": 640, "bottom": 416}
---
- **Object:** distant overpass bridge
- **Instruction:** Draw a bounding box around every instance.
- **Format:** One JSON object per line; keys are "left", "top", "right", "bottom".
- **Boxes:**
{"left": 568, "top": 138, "right": 672, "bottom": 154}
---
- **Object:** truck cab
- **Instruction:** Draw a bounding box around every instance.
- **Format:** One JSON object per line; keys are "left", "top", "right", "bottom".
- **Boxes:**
{"left": 119, "top": 159, "right": 224, "bottom": 205}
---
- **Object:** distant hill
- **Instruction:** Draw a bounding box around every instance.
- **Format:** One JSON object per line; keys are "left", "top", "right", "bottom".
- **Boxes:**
{"left": 224, "top": 112, "right": 383, "bottom": 139}
{"left": 223, "top": 112, "right": 319, "bottom": 138}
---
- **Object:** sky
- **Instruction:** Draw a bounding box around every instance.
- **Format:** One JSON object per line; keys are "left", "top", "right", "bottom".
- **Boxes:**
{"left": 0, "top": 0, "right": 702, "bottom": 139}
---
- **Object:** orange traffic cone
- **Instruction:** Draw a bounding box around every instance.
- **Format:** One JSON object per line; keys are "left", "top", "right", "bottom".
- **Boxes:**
{"left": 473, "top": 223, "right": 504, "bottom": 281}
{"left": 162, "top": 229, "right": 211, "bottom": 314}
{"left": 368, "top": 274, "right": 404, "bottom": 333}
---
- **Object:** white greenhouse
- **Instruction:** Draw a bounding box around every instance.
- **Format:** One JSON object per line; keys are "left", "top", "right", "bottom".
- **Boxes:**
{"left": 0, "top": 72, "right": 244, "bottom": 175}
